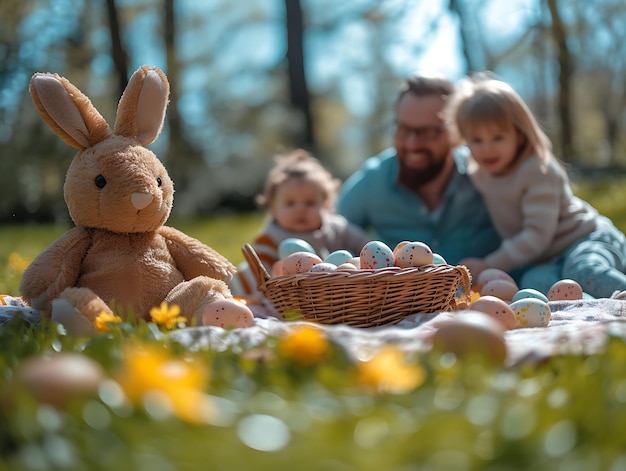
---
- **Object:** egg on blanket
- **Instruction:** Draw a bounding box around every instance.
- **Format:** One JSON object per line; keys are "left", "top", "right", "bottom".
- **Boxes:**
{"left": 395, "top": 241, "right": 433, "bottom": 268}
{"left": 547, "top": 279, "right": 584, "bottom": 301}
{"left": 480, "top": 279, "right": 519, "bottom": 301}
{"left": 278, "top": 238, "right": 316, "bottom": 259}
{"left": 509, "top": 298, "right": 551, "bottom": 328}
{"left": 282, "top": 251, "right": 323, "bottom": 275}
{"left": 324, "top": 250, "right": 353, "bottom": 267}
{"left": 469, "top": 295, "right": 517, "bottom": 330}
{"left": 430, "top": 311, "right": 507, "bottom": 365}
{"left": 360, "top": 241, "right": 395, "bottom": 269}
{"left": 202, "top": 298, "right": 255, "bottom": 329}
{"left": 512, "top": 288, "right": 549, "bottom": 303}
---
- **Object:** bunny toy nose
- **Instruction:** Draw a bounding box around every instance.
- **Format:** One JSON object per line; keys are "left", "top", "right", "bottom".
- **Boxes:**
{"left": 131, "top": 192, "right": 154, "bottom": 210}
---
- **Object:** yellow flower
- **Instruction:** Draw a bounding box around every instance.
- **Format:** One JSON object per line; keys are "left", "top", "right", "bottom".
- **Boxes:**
{"left": 356, "top": 346, "right": 426, "bottom": 394}
{"left": 150, "top": 301, "right": 186, "bottom": 329}
{"left": 278, "top": 325, "right": 329, "bottom": 366}
{"left": 115, "top": 342, "right": 213, "bottom": 424}
{"left": 94, "top": 311, "right": 123, "bottom": 332}
{"left": 8, "top": 252, "right": 30, "bottom": 273}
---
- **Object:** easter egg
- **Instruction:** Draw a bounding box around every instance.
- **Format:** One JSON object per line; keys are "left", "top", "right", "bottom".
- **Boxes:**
{"left": 324, "top": 250, "right": 354, "bottom": 267}
{"left": 476, "top": 268, "right": 517, "bottom": 288}
{"left": 348, "top": 257, "right": 361, "bottom": 269}
{"left": 510, "top": 298, "right": 551, "bottom": 328}
{"left": 336, "top": 262, "right": 358, "bottom": 271}
{"left": 431, "top": 311, "right": 507, "bottom": 365}
{"left": 310, "top": 262, "right": 337, "bottom": 273}
{"left": 480, "top": 279, "right": 519, "bottom": 301}
{"left": 512, "top": 288, "right": 549, "bottom": 303}
{"left": 360, "top": 241, "right": 395, "bottom": 269}
{"left": 13, "top": 353, "right": 105, "bottom": 406}
{"left": 202, "top": 298, "right": 255, "bottom": 329}
{"left": 393, "top": 241, "right": 411, "bottom": 257}
{"left": 282, "top": 252, "right": 323, "bottom": 275}
{"left": 432, "top": 253, "right": 447, "bottom": 265}
{"left": 271, "top": 260, "right": 284, "bottom": 277}
{"left": 469, "top": 295, "right": 517, "bottom": 330}
{"left": 394, "top": 241, "right": 433, "bottom": 268}
{"left": 278, "top": 238, "right": 316, "bottom": 259}
{"left": 547, "top": 279, "right": 584, "bottom": 301}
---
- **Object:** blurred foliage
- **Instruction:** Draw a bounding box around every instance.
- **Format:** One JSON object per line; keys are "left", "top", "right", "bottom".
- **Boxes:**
{"left": 1, "top": 306, "right": 626, "bottom": 470}
{"left": 2, "top": 0, "right": 626, "bottom": 224}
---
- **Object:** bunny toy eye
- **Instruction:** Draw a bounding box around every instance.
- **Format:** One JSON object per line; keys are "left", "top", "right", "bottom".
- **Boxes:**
{"left": 157, "top": 177, "right": 162, "bottom": 187}
{"left": 95, "top": 175, "right": 107, "bottom": 188}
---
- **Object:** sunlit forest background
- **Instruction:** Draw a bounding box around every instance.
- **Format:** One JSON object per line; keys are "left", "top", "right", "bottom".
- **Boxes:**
{"left": 1, "top": 0, "right": 626, "bottom": 224}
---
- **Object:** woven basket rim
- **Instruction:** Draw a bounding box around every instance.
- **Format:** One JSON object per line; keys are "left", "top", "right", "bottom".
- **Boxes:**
{"left": 241, "top": 243, "right": 471, "bottom": 327}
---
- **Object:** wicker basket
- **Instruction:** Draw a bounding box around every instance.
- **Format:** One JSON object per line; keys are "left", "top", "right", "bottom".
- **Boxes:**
{"left": 242, "top": 243, "right": 471, "bottom": 328}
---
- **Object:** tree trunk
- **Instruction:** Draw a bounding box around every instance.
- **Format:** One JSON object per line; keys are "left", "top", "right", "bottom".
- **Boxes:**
{"left": 163, "top": 0, "right": 202, "bottom": 193}
{"left": 105, "top": 0, "right": 128, "bottom": 96}
{"left": 285, "top": 0, "right": 315, "bottom": 151}
{"left": 546, "top": 0, "right": 574, "bottom": 160}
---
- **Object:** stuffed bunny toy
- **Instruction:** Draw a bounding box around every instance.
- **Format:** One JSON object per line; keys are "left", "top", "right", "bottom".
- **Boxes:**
{"left": 19, "top": 65, "right": 254, "bottom": 334}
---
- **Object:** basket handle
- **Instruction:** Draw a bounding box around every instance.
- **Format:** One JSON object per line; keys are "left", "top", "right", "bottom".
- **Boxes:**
{"left": 451, "top": 264, "right": 472, "bottom": 309}
{"left": 241, "top": 243, "right": 272, "bottom": 290}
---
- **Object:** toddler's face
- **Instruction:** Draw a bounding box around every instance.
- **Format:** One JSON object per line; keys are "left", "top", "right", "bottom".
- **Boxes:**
{"left": 465, "top": 121, "right": 524, "bottom": 176}
{"left": 271, "top": 179, "right": 324, "bottom": 232}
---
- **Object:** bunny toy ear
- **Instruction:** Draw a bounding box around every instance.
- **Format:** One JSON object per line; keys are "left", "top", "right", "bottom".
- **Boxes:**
{"left": 114, "top": 65, "right": 170, "bottom": 146}
{"left": 29, "top": 73, "right": 112, "bottom": 150}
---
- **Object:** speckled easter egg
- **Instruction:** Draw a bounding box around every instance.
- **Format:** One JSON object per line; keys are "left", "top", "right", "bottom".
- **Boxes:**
{"left": 360, "top": 241, "right": 395, "bottom": 269}
{"left": 470, "top": 295, "right": 517, "bottom": 330}
{"left": 282, "top": 251, "right": 323, "bottom": 275}
{"left": 324, "top": 250, "right": 354, "bottom": 267}
{"left": 547, "top": 279, "right": 584, "bottom": 301}
{"left": 512, "top": 288, "right": 549, "bottom": 303}
{"left": 395, "top": 241, "right": 434, "bottom": 268}
{"left": 202, "top": 298, "right": 255, "bottom": 328}
{"left": 393, "top": 241, "right": 411, "bottom": 257}
{"left": 310, "top": 262, "right": 337, "bottom": 273}
{"left": 278, "top": 238, "right": 316, "bottom": 259}
{"left": 510, "top": 298, "right": 551, "bottom": 328}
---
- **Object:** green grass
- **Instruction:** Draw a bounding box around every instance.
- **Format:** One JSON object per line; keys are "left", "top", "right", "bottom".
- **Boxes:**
{"left": 2, "top": 180, "right": 626, "bottom": 470}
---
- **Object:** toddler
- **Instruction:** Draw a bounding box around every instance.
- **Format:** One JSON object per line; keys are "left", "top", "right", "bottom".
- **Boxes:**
{"left": 231, "top": 149, "right": 371, "bottom": 302}
{"left": 445, "top": 73, "right": 626, "bottom": 298}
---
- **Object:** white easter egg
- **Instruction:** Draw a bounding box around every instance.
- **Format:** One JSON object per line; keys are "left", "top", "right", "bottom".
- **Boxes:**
{"left": 395, "top": 241, "right": 433, "bottom": 268}
{"left": 359, "top": 241, "right": 395, "bottom": 269}
{"left": 509, "top": 298, "right": 551, "bottom": 328}
{"left": 324, "top": 250, "right": 354, "bottom": 267}
{"left": 278, "top": 238, "right": 316, "bottom": 259}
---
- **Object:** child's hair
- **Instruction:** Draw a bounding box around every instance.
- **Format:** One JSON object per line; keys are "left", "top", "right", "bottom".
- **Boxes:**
{"left": 256, "top": 149, "right": 341, "bottom": 210}
{"left": 446, "top": 72, "right": 553, "bottom": 162}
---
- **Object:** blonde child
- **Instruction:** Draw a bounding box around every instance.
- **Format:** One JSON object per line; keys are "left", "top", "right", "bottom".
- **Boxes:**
{"left": 231, "top": 149, "right": 371, "bottom": 302}
{"left": 445, "top": 73, "right": 626, "bottom": 298}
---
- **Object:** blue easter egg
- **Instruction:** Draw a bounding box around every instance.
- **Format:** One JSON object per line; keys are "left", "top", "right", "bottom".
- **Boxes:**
{"left": 278, "top": 238, "right": 316, "bottom": 259}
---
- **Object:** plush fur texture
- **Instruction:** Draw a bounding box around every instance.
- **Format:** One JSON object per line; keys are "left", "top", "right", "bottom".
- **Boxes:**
{"left": 20, "top": 65, "right": 253, "bottom": 330}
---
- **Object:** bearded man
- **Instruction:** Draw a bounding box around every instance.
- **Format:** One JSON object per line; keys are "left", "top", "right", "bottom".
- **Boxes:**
{"left": 337, "top": 75, "right": 501, "bottom": 265}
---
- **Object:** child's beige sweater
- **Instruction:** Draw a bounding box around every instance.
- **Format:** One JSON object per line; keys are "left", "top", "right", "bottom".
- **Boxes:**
{"left": 468, "top": 155, "right": 597, "bottom": 272}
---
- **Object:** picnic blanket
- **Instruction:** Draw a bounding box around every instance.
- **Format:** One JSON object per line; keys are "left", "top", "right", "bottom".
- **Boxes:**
{"left": 170, "top": 298, "right": 626, "bottom": 367}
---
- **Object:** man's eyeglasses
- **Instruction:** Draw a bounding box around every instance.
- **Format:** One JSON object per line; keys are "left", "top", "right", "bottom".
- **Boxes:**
{"left": 395, "top": 123, "right": 446, "bottom": 141}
